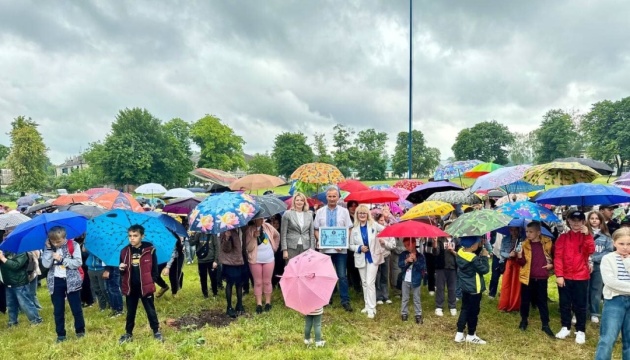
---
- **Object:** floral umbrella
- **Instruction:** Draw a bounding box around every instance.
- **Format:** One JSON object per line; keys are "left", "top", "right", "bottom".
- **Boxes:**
{"left": 393, "top": 179, "right": 424, "bottom": 191}
{"left": 446, "top": 209, "right": 513, "bottom": 237}
{"left": 470, "top": 165, "right": 531, "bottom": 192}
{"left": 433, "top": 160, "right": 482, "bottom": 181}
{"left": 426, "top": 189, "right": 481, "bottom": 205}
{"left": 523, "top": 162, "right": 600, "bottom": 185}
{"left": 188, "top": 192, "right": 260, "bottom": 234}
{"left": 290, "top": 162, "right": 345, "bottom": 185}
{"left": 495, "top": 200, "right": 561, "bottom": 223}
{"left": 463, "top": 162, "right": 504, "bottom": 179}
{"left": 401, "top": 201, "right": 454, "bottom": 221}
{"left": 495, "top": 194, "right": 529, "bottom": 206}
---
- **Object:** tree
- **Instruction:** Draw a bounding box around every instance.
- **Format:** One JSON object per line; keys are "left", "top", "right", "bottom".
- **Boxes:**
{"left": 190, "top": 115, "right": 245, "bottom": 171}
{"left": 163, "top": 118, "right": 193, "bottom": 157}
{"left": 66, "top": 168, "right": 100, "bottom": 192}
{"left": 312, "top": 133, "right": 333, "bottom": 164}
{"left": 451, "top": 120, "right": 515, "bottom": 164}
{"left": 532, "top": 109, "right": 582, "bottom": 164}
{"left": 6, "top": 116, "right": 49, "bottom": 191}
{"left": 391, "top": 130, "right": 441, "bottom": 178}
{"left": 331, "top": 124, "right": 359, "bottom": 177}
{"left": 272, "top": 132, "right": 314, "bottom": 178}
{"left": 354, "top": 129, "right": 388, "bottom": 180}
{"left": 582, "top": 97, "right": 630, "bottom": 175}
{"left": 0, "top": 144, "right": 9, "bottom": 161}
{"left": 247, "top": 153, "right": 277, "bottom": 175}
{"left": 508, "top": 131, "right": 536, "bottom": 165}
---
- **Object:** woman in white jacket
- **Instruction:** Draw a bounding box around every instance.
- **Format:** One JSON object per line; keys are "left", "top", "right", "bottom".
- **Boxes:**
{"left": 349, "top": 204, "right": 394, "bottom": 319}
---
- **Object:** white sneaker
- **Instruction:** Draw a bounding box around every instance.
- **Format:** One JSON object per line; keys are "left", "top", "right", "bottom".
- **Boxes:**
{"left": 385, "top": 299, "right": 392, "bottom": 304}
{"left": 367, "top": 311, "right": 375, "bottom": 319}
{"left": 429, "top": 291, "right": 435, "bottom": 296}
{"left": 315, "top": 340, "right": 326, "bottom": 347}
{"left": 435, "top": 308, "right": 444, "bottom": 317}
{"left": 487, "top": 295, "right": 495, "bottom": 299}
{"left": 454, "top": 332, "right": 465, "bottom": 343}
{"left": 376, "top": 300, "right": 384, "bottom": 305}
{"left": 556, "top": 327, "right": 571, "bottom": 339}
{"left": 575, "top": 331, "right": 586, "bottom": 344}
{"left": 465, "top": 334, "right": 486, "bottom": 345}
{"left": 450, "top": 309, "right": 457, "bottom": 316}
{"left": 304, "top": 339, "right": 313, "bottom": 346}
{"left": 571, "top": 316, "right": 577, "bottom": 325}
{"left": 360, "top": 308, "right": 368, "bottom": 314}
{"left": 591, "top": 316, "right": 599, "bottom": 324}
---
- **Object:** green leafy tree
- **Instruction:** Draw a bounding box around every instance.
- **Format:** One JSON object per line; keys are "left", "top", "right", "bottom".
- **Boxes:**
{"left": 391, "top": 130, "right": 441, "bottom": 178}
{"left": 190, "top": 115, "right": 245, "bottom": 171}
{"left": 247, "top": 153, "right": 277, "bottom": 175}
{"left": 532, "top": 109, "right": 583, "bottom": 164}
{"left": 6, "top": 116, "right": 49, "bottom": 191}
{"left": 451, "top": 120, "right": 515, "bottom": 164}
{"left": 66, "top": 168, "right": 100, "bottom": 192}
{"left": 312, "top": 133, "right": 334, "bottom": 164}
{"left": 164, "top": 118, "right": 193, "bottom": 157}
{"left": 332, "top": 124, "right": 359, "bottom": 177}
{"left": 272, "top": 132, "right": 314, "bottom": 178}
{"left": 354, "top": 129, "right": 388, "bottom": 180}
{"left": 0, "top": 144, "right": 9, "bottom": 161}
{"left": 508, "top": 131, "right": 536, "bottom": 165}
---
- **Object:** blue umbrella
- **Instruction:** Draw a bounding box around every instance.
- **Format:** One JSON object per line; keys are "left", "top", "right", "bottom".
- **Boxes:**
{"left": 144, "top": 212, "right": 188, "bottom": 237}
{"left": 84, "top": 209, "right": 177, "bottom": 266}
{"left": 370, "top": 184, "right": 391, "bottom": 190}
{"left": 188, "top": 192, "right": 260, "bottom": 234}
{"left": 495, "top": 201, "right": 561, "bottom": 223}
{"left": 496, "top": 218, "right": 555, "bottom": 239}
{"left": 534, "top": 183, "right": 630, "bottom": 206}
{"left": 501, "top": 180, "right": 545, "bottom": 194}
{"left": 0, "top": 212, "right": 88, "bottom": 253}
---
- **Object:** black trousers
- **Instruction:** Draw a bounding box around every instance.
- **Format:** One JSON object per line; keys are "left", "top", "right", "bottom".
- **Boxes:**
{"left": 156, "top": 261, "right": 183, "bottom": 294}
{"left": 198, "top": 261, "right": 218, "bottom": 297}
{"left": 457, "top": 292, "right": 482, "bottom": 335}
{"left": 425, "top": 253, "right": 436, "bottom": 292}
{"left": 125, "top": 289, "right": 159, "bottom": 335}
{"left": 347, "top": 252, "right": 362, "bottom": 292}
{"left": 0, "top": 283, "right": 6, "bottom": 313}
{"left": 559, "top": 279, "right": 588, "bottom": 332}
{"left": 488, "top": 255, "right": 502, "bottom": 297}
{"left": 520, "top": 278, "right": 549, "bottom": 326}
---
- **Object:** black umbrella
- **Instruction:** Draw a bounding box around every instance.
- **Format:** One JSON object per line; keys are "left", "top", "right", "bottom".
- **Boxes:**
{"left": 554, "top": 157, "right": 614, "bottom": 175}
{"left": 206, "top": 184, "right": 231, "bottom": 193}
{"left": 406, "top": 181, "right": 463, "bottom": 204}
{"left": 56, "top": 205, "right": 107, "bottom": 219}
{"left": 252, "top": 195, "right": 288, "bottom": 219}
{"left": 24, "top": 203, "right": 55, "bottom": 214}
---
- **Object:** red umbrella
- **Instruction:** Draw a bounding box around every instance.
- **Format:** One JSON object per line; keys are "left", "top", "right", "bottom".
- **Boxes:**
{"left": 284, "top": 197, "right": 322, "bottom": 209}
{"left": 393, "top": 179, "right": 424, "bottom": 191}
{"left": 377, "top": 220, "right": 448, "bottom": 238}
{"left": 52, "top": 193, "right": 91, "bottom": 206}
{"left": 344, "top": 190, "right": 399, "bottom": 204}
{"left": 337, "top": 179, "right": 369, "bottom": 193}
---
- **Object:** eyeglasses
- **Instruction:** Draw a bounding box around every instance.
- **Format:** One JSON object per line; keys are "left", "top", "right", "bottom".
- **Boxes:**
{"left": 357, "top": 212, "right": 369, "bottom": 215}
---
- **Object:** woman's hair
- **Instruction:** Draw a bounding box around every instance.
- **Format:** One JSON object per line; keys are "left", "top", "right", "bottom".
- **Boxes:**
{"left": 291, "top": 192, "right": 309, "bottom": 212}
{"left": 373, "top": 213, "right": 385, "bottom": 223}
{"left": 612, "top": 227, "right": 630, "bottom": 242}
{"left": 346, "top": 200, "right": 359, "bottom": 209}
{"left": 48, "top": 226, "right": 67, "bottom": 241}
{"left": 353, "top": 204, "right": 374, "bottom": 228}
{"left": 586, "top": 211, "right": 610, "bottom": 236}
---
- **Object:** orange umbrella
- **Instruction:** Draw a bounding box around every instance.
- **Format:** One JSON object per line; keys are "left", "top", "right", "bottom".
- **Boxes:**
{"left": 90, "top": 191, "right": 143, "bottom": 212}
{"left": 52, "top": 193, "right": 91, "bottom": 206}
{"left": 229, "top": 174, "right": 285, "bottom": 191}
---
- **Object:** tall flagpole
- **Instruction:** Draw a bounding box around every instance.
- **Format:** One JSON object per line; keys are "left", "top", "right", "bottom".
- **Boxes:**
{"left": 407, "top": 0, "right": 413, "bottom": 179}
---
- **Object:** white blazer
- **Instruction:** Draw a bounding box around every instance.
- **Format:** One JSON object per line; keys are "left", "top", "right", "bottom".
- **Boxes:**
{"left": 349, "top": 222, "right": 389, "bottom": 268}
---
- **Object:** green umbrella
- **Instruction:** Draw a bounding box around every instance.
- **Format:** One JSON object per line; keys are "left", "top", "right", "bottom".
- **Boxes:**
{"left": 446, "top": 209, "right": 513, "bottom": 237}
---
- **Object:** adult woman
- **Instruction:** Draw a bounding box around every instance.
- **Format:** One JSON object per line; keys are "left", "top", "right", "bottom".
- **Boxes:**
{"left": 219, "top": 229, "right": 247, "bottom": 318}
{"left": 498, "top": 226, "right": 522, "bottom": 312}
{"left": 281, "top": 192, "right": 316, "bottom": 260}
{"left": 587, "top": 211, "right": 614, "bottom": 324}
{"left": 246, "top": 218, "right": 280, "bottom": 314}
{"left": 373, "top": 213, "right": 396, "bottom": 305}
{"left": 349, "top": 204, "right": 388, "bottom": 318}
{"left": 270, "top": 214, "right": 284, "bottom": 289}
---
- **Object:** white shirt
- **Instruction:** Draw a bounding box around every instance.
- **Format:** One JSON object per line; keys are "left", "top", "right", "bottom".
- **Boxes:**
{"left": 296, "top": 212, "right": 305, "bottom": 245}
{"left": 256, "top": 242, "right": 275, "bottom": 264}
{"left": 404, "top": 264, "right": 413, "bottom": 282}
{"left": 52, "top": 248, "right": 67, "bottom": 278}
{"left": 314, "top": 205, "right": 353, "bottom": 254}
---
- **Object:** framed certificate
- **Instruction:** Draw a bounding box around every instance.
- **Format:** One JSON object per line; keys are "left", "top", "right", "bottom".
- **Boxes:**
{"left": 319, "top": 227, "right": 349, "bottom": 249}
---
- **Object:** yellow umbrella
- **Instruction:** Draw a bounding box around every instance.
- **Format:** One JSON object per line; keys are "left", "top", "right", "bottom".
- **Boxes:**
{"left": 523, "top": 162, "right": 599, "bottom": 185}
{"left": 401, "top": 201, "right": 455, "bottom": 221}
{"left": 290, "top": 162, "right": 345, "bottom": 184}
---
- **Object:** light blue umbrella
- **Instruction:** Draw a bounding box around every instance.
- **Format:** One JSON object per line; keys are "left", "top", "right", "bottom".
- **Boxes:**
{"left": 501, "top": 180, "right": 545, "bottom": 194}
{"left": 188, "top": 192, "right": 260, "bottom": 234}
{"left": 534, "top": 183, "right": 630, "bottom": 206}
{"left": 369, "top": 184, "right": 391, "bottom": 190}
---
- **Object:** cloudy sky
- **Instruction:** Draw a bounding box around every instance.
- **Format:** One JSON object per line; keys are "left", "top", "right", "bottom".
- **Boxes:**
{"left": 1, "top": 0, "right": 629, "bottom": 165}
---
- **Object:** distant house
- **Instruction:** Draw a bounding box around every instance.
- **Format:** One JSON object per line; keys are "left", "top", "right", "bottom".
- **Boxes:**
{"left": 0, "top": 168, "right": 13, "bottom": 185}
{"left": 55, "top": 156, "right": 88, "bottom": 177}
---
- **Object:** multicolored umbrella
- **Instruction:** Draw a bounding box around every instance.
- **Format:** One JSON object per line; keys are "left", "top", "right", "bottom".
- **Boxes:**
{"left": 523, "top": 162, "right": 600, "bottom": 185}
{"left": 406, "top": 181, "right": 463, "bottom": 203}
{"left": 393, "top": 179, "right": 424, "bottom": 191}
{"left": 52, "top": 193, "right": 91, "bottom": 206}
{"left": 495, "top": 200, "right": 561, "bottom": 223}
{"left": 377, "top": 220, "right": 448, "bottom": 238}
{"left": 470, "top": 165, "right": 531, "bottom": 192}
{"left": 229, "top": 174, "right": 286, "bottom": 191}
{"left": 91, "top": 191, "right": 144, "bottom": 212}
{"left": 0, "top": 212, "right": 88, "bottom": 253}
{"left": 189, "top": 192, "right": 260, "bottom": 234}
{"left": 433, "top": 160, "right": 482, "bottom": 181}
{"left": 337, "top": 179, "right": 369, "bottom": 193}
{"left": 290, "top": 162, "right": 345, "bottom": 185}
{"left": 495, "top": 194, "right": 529, "bottom": 206}
{"left": 401, "top": 201, "right": 454, "bottom": 221}
{"left": 0, "top": 213, "right": 31, "bottom": 230}
{"left": 84, "top": 188, "right": 117, "bottom": 197}
{"left": 445, "top": 209, "right": 513, "bottom": 237}
{"left": 463, "top": 162, "right": 503, "bottom": 179}
{"left": 189, "top": 168, "right": 238, "bottom": 187}
{"left": 533, "top": 183, "right": 630, "bottom": 206}
{"left": 426, "top": 189, "right": 480, "bottom": 205}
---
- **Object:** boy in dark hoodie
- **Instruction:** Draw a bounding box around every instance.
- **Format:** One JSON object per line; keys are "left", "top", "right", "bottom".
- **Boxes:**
{"left": 118, "top": 224, "right": 163, "bottom": 344}
{"left": 398, "top": 237, "right": 427, "bottom": 324}
{"left": 454, "top": 236, "right": 489, "bottom": 345}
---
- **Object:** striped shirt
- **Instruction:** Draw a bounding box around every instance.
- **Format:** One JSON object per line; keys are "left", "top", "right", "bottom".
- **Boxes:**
{"left": 616, "top": 255, "right": 630, "bottom": 281}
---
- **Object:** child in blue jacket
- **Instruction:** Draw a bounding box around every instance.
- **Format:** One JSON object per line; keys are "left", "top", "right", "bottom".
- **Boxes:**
{"left": 399, "top": 237, "right": 427, "bottom": 324}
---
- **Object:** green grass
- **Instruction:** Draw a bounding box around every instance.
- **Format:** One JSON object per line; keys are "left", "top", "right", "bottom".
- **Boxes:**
{"left": 1, "top": 265, "right": 619, "bottom": 359}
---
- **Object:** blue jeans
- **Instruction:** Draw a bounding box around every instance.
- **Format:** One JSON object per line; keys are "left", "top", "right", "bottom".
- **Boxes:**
{"left": 330, "top": 253, "right": 350, "bottom": 305}
{"left": 6, "top": 285, "right": 42, "bottom": 325}
{"left": 105, "top": 267, "right": 123, "bottom": 312}
{"left": 589, "top": 264, "right": 604, "bottom": 317}
{"left": 28, "top": 277, "right": 42, "bottom": 310}
{"left": 184, "top": 239, "right": 195, "bottom": 263}
{"left": 595, "top": 296, "right": 630, "bottom": 360}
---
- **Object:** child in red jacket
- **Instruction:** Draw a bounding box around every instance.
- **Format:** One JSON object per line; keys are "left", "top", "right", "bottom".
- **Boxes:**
{"left": 554, "top": 211, "right": 595, "bottom": 344}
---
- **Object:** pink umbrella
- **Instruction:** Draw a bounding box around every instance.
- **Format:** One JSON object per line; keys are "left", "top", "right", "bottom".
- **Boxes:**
{"left": 279, "top": 249, "right": 338, "bottom": 315}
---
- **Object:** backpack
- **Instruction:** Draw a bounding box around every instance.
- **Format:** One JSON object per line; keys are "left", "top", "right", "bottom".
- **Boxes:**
{"left": 26, "top": 252, "right": 38, "bottom": 281}
{"left": 196, "top": 235, "right": 210, "bottom": 259}
{"left": 66, "top": 240, "right": 85, "bottom": 280}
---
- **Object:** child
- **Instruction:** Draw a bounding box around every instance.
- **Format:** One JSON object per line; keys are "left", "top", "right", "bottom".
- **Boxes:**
{"left": 42, "top": 226, "right": 86, "bottom": 343}
{"left": 586, "top": 211, "right": 614, "bottom": 324}
{"left": 118, "top": 224, "right": 163, "bottom": 344}
{"left": 454, "top": 236, "right": 489, "bottom": 345}
{"left": 304, "top": 307, "right": 325, "bottom": 347}
{"left": 433, "top": 233, "right": 458, "bottom": 317}
{"left": 515, "top": 222, "right": 555, "bottom": 337}
{"left": 554, "top": 211, "right": 595, "bottom": 344}
{"left": 595, "top": 227, "right": 630, "bottom": 359}
{"left": 399, "top": 237, "right": 426, "bottom": 324}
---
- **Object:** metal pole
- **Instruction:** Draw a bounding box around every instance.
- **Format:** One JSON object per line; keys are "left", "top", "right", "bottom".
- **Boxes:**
{"left": 407, "top": 0, "right": 413, "bottom": 179}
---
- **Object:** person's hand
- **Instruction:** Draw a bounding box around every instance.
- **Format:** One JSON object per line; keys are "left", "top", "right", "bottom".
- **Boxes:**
{"left": 335, "top": 248, "right": 342, "bottom": 252}
{"left": 119, "top": 263, "right": 127, "bottom": 272}
{"left": 378, "top": 238, "right": 385, "bottom": 246}
{"left": 102, "top": 270, "right": 110, "bottom": 279}
{"left": 509, "top": 251, "right": 516, "bottom": 258}
{"left": 581, "top": 225, "right": 589, "bottom": 235}
{"left": 0, "top": 250, "right": 5, "bottom": 262}
{"left": 52, "top": 252, "right": 62, "bottom": 261}
{"left": 542, "top": 263, "right": 553, "bottom": 270}
{"left": 556, "top": 276, "right": 565, "bottom": 287}
{"left": 212, "top": 262, "right": 218, "bottom": 269}
{"left": 589, "top": 263, "right": 594, "bottom": 273}
{"left": 432, "top": 239, "right": 438, "bottom": 248}
{"left": 516, "top": 250, "right": 523, "bottom": 259}
{"left": 481, "top": 247, "right": 489, "bottom": 257}
{"left": 283, "top": 250, "right": 289, "bottom": 260}
{"left": 161, "top": 267, "right": 170, "bottom": 277}
{"left": 45, "top": 239, "right": 52, "bottom": 249}
{"left": 361, "top": 245, "right": 369, "bottom": 253}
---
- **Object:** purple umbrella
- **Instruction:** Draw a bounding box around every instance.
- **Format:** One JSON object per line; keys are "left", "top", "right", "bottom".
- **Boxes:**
{"left": 406, "top": 181, "right": 463, "bottom": 204}
{"left": 162, "top": 197, "right": 204, "bottom": 215}
{"left": 613, "top": 172, "right": 630, "bottom": 187}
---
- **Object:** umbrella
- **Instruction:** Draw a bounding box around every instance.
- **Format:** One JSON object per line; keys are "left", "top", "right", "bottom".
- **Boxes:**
{"left": 52, "top": 193, "right": 91, "bottom": 206}
{"left": 613, "top": 173, "right": 630, "bottom": 187}
{"left": 554, "top": 157, "right": 614, "bottom": 175}
{"left": 487, "top": 189, "right": 508, "bottom": 198}
{"left": 290, "top": 162, "right": 345, "bottom": 185}
{"left": 426, "top": 189, "right": 481, "bottom": 205}
{"left": 496, "top": 218, "right": 555, "bottom": 238}
{"left": 377, "top": 220, "right": 448, "bottom": 238}
{"left": 162, "top": 197, "right": 204, "bottom": 215}
{"left": 495, "top": 194, "right": 529, "bottom": 206}
{"left": 135, "top": 183, "right": 167, "bottom": 195}
{"left": 401, "top": 201, "right": 454, "bottom": 221}
{"left": 163, "top": 188, "right": 196, "bottom": 199}
{"left": 523, "top": 162, "right": 600, "bottom": 185}
{"left": 393, "top": 179, "right": 424, "bottom": 191}
{"left": 229, "top": 174, "right": 285, "bottom": 191}
{"left": 56, "top": 204, "right": 107, "bottom": 219}
{"left": 206, "top": 183, "right": 231, "bottom": 193}
{"left": 464, "top": 162, "right": 504, "bottom": 179}
{"left": 406, "top": 181, "right": 463, "bottom": 204}
{"left": 337, "top": 179, "right": 369, "bottom": 193}
{"left": 533, "top": 183, "right": 630, "bottom": 206}
{"left": 501, "top": 180, "right": 545, "bottom": 194}
{"left": 445, "top": 209, "right": 513, "bottom": 237}
{"left": 144, "top": 212, "right": 187, "bottom": 237}
{"left": 495, "top": 200, "right": 561, "bottom": 223}
{"left": 369, "top": 184, "right": 391, "bottom": 190}
{"left": 0, "top": 212, "right": 88, "bottom": 253}
{"left": 84, "top": 188, "right": 116, "bottom": 197}
{"left": 279, "top": 249, "right": 338, "bottom": 315}
{"left": 344, "top": 190, "right": 399, "bottom": 204}
{"left": 24, "top": 203, "right": 55, "bottom": 215}
{"left": 470, "top": 165, "right": 531, "bottom": 192}
{"left": 0, "top": 213, "right": 31, "bottom": 230}
{"left": 186, "top": 187, "right": 207, "bottom": 193}
{"left": 190, "top": 168, "right": 237, "bottom": 187}
{"left": 387, "top": 187, "right": 413, "bottom": 209}
{"left": 84, "top": 210, "right": 177, "bottom": 266}
{"left": 252, "top": 195, "right": 288, "bottom": 219}
{"left": 188, "top": 192, "right": 260, "bottom": 234}
{"left": 91, "top": 191, "right": 144, "bottom": 212}
{"left": 433, "top": 160, "right": 483, "bottom": 181}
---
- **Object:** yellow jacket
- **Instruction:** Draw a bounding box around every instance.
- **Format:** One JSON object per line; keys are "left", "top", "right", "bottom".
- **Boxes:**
{"left": 518, "top": 236, "right": 553, "bottom": 285}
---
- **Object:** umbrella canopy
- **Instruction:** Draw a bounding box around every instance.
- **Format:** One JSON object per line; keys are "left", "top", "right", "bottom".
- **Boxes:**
{"left": 163, "top": 188, "right": 196, "bottom": 199}
{"left": 401, "top": 201, "right": 455, "bottom": 221}
{"left": 496, "top": 218, "right": 555, "bottom": 238}
{"left": 189, "top": 192, "right": 260, "bottom": 234}
{"left": 162, "top": 197, "right": 204, "bottom": 215}
{"left": 229, "top": 174, "right": 285, "bottom": 191}
{"left": 446, "top": 209, "right": 513, "bottom": 237}
{"left": 52, "top": 193, "right": 91, "bottom": 206}
{"left": 495, "top": 194, "right": 529, "bottom": 206}
{"left": 206, "top": 183, "right": 231, "bottom": 193}
{"left": 84, "top": 210, "right": 177, "bottom": 266}
{"left": 377, "top": 220, "right": 448, "bottom": 238}
{"left": 337, "top": 179, "right": 369, "bottom": 193}
{"left": 487, "top": 189, "right": 508, "bottom": 198}
{"left": 189, "top": 168, "right": 237, "bottom": 187}
{"left": 0, "top": 212, "right": 88, "bottom": 253}
{"left": 433, "top": 160, "right": 483, "bottom": 181}
{"left": 344, "top": 190, "right": 399, "bottom": 204}
{"left": 533, "top": 183, "right": 630, "bottom": 206}
{"left": 91, "top": 191, "right": 144, "bottom": 212}
{"left": 135, "top": 183, "right": 167, "bottom": 195}
{"left": 393, "top": 179, "right": 424, "bottom": 191}
{"left": 470, "top": 165, "right": 531, "bottom": 192}
{"left": 501, "top": 180, "right": 545, "bottom": 194}
{"left": 84, "top": 188, "right": 116, "bottom": 197}
{"left": 290, "top": 162, "right": 345, "bottom": 185}
{"left": 554, "top": 157, "right": 614, "bottom": 175}
{"left": 387, "top": 187, "right": 413, "bottom": 209}
{"left": 56, "top": 204, "right": 107, "bottom": 219}
{"left": 406, "top": 181, "right": 463, "bottom": 204}
{"left": 186, "top": 187, "right": 207, "bottom": 193}
{"left": 369, "top": 184, "right": 391, "bottom": 190}
{"left": 252, "top": 195, "right": 288, "bottom": 219}
{"left": 280, "top": 249, "right": 338, "bottom": 315}
{"left": 523, "top": 162, "right": 600, "bottom": 185}
{"left": 613, "top": 173, "right": 630, "bottom": 187}
{"left": 495, "top": 200, "right": 561, "bottom": 223}
{"left": 24, "top": 203, "right": 55, "bottom": 215}
{"left": 144, "top": 212, "right": 187, "bottom": 237}
{"left": 464, "top": 162, "right": 504, "bottom": 179}
{"left": 426, "top": 189, "right": 480, "bottom": 205}
{"left": 0, "top": 213, "right": 31, "bottom": 230}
